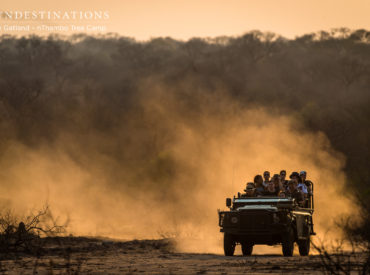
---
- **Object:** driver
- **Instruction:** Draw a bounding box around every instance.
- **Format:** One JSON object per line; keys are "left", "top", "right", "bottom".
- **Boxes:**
{"left": 244, "top": 182, "right": 257, "bottom": 197}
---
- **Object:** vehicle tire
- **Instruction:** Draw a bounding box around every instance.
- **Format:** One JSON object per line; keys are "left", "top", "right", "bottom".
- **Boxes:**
{"left": 241, "top": 243, "right": 253, "bottom": 256}
{"left": 298, "top": 234, "right": 310, "bottom": 256}
{"left": 282, "top": 227, "right": 295, "bottom": 257}
{"left": 224, "top": 233, "right": 235, "bottom": 256}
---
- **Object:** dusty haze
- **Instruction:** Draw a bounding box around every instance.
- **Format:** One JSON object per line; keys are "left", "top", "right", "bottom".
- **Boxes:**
{"left": 0, "top": 79, "right": 354, "bottom": 254}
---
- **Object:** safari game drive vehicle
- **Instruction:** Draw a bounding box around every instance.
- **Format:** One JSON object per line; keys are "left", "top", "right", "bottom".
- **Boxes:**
{"left": 218, "top": 192, "right": 315, "bottom": 256}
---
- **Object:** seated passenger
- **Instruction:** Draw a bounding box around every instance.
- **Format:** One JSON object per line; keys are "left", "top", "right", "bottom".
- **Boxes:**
{"left": 253, "top": 174, "right": 265, "bottom": 196}
{"left": 243, "top": 182, "right": 257, "bottom": 197}
{"left": 300, "top": 171, "right": 313, "bottom": 195}
{"left": 279, "top": 170, "right": 289, "bottom": 190}
{"left": 264, "top": 182, "right": 279, "bottom": 196}
{"left": 297, "top": 182, "right": 308, "bottom": 196}
{"left": 262, "top": 171, "right": 271, "bottom": 188}
{"left": 278, "top": 190, "right": 286, "bottom": 198}
{"left": 271, "top": 174, "right": 282, "bottom": 193}
{"left": 286, "top": 173, "right": 305, "bottom": 205}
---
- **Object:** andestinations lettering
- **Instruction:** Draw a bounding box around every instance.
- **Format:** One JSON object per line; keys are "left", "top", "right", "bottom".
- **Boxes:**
{"left": 0, "top": 10, "right": 110, "bottom": 20}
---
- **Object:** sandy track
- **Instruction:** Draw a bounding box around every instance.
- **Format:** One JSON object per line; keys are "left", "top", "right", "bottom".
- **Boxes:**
{"left": 0, "top": 238, "right": 327, "bottom": 274}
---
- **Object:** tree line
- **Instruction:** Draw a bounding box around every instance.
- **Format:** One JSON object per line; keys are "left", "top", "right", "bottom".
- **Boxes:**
{"left": 0, "top": 29, "right": 369, "bottom": 238}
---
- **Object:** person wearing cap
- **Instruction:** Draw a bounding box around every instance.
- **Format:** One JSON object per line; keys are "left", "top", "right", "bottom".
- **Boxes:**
{"left": 262, "top": 171, "right": 271, "bottom": 189}
{"left": 290, "top": 171, "right": 307, "bottom": 194}
{"left": 297, "top": 173, "right": 308, "bottom": 196}
{"left": 289, "top": 172, "right": 301, "bottom": 186}
{"left": 244, "top": 182, "right": 257, "bottom": 197}
{"left": 299, "top": 171, "right": 314, "bottom": 230}
{"left": 300, "top": 171, "right": 313, "bottom": 195}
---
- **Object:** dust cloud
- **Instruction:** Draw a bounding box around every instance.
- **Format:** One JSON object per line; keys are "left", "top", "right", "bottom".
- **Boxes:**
{"left": 0, "top": 80, "right": 354, "bottom": 254}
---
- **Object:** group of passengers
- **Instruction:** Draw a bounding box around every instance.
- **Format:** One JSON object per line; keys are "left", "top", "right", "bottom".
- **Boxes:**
{"left": 243, "top": 170, "right": 313, "bottom": 206}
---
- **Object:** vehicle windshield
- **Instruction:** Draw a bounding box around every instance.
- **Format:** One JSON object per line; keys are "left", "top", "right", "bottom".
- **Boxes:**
{"left": 232, "top": 197, "right": 294, "bottom": 209}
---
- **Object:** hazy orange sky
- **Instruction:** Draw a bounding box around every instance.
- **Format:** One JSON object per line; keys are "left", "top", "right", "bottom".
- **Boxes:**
{"left": 1, "top": 0, "right": 370, "bottom": 40}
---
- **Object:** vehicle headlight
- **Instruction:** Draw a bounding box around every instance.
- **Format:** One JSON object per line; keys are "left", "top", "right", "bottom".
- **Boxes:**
{"left": 231, "top": 216, "right": 238, "bottom": 224}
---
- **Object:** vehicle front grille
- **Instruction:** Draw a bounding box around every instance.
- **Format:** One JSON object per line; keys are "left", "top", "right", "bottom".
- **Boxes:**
{"left": 239, "top": 212, "right": 272, "bottom": 230}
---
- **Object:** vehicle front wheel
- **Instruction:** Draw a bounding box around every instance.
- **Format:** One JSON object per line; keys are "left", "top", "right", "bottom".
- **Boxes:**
{"left": 282, "top": 227, "right": 295, "bottom": 257}
{"left": 224, "top": 233, "right": 235, "bottom": 256}
{"left": 298, "top": 235, "right": 310, "bottom": 256}
{"left": 241, "top": 243, "right": 253, "bottom": 256}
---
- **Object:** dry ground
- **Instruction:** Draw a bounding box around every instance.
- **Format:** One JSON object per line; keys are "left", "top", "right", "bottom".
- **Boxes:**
{"left": 0, "top": 237, "right": 340, "bottom": 274}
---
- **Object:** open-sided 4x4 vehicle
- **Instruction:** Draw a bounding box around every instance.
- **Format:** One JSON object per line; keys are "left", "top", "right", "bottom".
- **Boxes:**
{"left": 218, "top": 192, "right": 315, "bottom": 256}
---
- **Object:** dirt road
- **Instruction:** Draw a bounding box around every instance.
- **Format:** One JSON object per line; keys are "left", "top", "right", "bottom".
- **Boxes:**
{"left": 0, "top": 238, "right": 328, "bottom": 274}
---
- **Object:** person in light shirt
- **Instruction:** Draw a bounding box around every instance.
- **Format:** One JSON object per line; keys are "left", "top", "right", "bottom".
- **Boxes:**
{"left": 300, "top": 171, "right": 313, "bottom": 196}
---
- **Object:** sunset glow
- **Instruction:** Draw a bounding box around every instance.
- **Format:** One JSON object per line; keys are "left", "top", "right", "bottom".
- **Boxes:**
{"left": 1, "top": 0, "right": 370, "bottom": 39}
